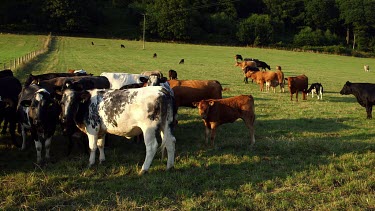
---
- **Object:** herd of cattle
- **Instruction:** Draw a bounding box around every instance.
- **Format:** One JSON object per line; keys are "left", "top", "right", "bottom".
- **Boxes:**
{"left": 0, "top": 55, "right": 374, "bottom": 174}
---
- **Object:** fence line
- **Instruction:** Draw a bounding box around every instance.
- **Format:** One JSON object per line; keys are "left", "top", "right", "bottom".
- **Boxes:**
{"left": 3, "top": 33, "right": 52, "bottom": 70}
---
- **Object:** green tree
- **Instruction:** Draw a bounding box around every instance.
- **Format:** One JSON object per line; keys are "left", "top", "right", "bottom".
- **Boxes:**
{"left": 304, "top": 0, "right": 339, "bottom": 31}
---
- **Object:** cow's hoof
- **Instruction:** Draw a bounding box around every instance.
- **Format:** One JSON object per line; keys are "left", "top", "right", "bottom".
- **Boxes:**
{"left": 138, "top": 170, "right": 148, "bottom": 176}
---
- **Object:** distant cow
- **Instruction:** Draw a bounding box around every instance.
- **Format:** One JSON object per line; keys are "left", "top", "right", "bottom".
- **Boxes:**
{"left": 0, "top": 76, "right": 22, "bottom": 148}
{"left": 100, "top": 72, "right": 148, "bottom": 89}
{"left": 168, "top": 80, "right": 223, "bottom": 108}
{"left": 243, "top": 66, "right": 260, "bottom": 83}
{"left": 59, "top": 86, "right": 177, "bottom": 174}
{"left": 121, "top": 44, "right": 125, "bottom": 48}
{"left": 364, "top": 65, "right": 370, "bottom": 72}
{"left": 67, "top": 69, "right": 87, "bottom": 74}
{"left": 192, "top": 95, "right": 255, "bottom": 147}
{"left": 179, "top": 59, "right": 184, "bottom": 64}
{"left": 340, "top": 81, "right": 375, "bottom": 119}
{"left": 275, "top": 66, "right": 285, "bottom": 93}
{"left": 91, "top": 42, "right": 94, "bottom": 45}
{"left": 235, "top": 54, "right": 243, "bottom": 61}
{"left": 244, "top": 59, "right": 270, "bottom": 71}
{"left": 307, "top": 83, "right": 323, "bottom": 100}
{"left": 285, "top": 75, "right": 308, "bottom": 101}
{"left": 18, "top": 85, "right": 60, "bottom": 163}
{"left": 168, "top": 70, "right": 178, "bottom": 80}
{"left": 235, "top": 60, "right": 257, "bottom": 70}
{"left": 153, "top": 53, "right": 157, "bottom": 58}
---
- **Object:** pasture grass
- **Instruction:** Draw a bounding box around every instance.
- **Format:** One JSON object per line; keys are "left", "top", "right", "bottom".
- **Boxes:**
{"left": 1, "top": 34, "right": 375, "bottom": 210}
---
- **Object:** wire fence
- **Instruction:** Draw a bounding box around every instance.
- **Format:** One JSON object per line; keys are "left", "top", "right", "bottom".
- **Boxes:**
{"left": 2, "top": 33, "right": 52, "bottom": 70}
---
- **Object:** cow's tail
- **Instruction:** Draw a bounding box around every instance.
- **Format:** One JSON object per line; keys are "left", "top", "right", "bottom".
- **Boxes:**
{"left": 159, "top": 91, "right": 176, "bottom": 169}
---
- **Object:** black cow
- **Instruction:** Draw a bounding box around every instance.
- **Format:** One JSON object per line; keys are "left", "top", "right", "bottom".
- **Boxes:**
{"left": 0, "top": 69, "right": 15, "bottom": 134}
{"left": 235, "top": 54, "right": 243, "bottom": 61}
{"left": 168, "top": 70, "right": 178, "bottom": 80}
{"left": 0, "top": 76, "right": 22, "bottom": 147}
{"left": 244, "top": 58, "right": 271, "bottom": 71}
{"left": 18, "top": 85, "right": 60, "bottom": 163}
{"left": 179, "top": 59, "right": 184, "bottom": 64}
{"left": 0, "top": 69, "right": 13, "bottom": 78}
{"left": 340, "top": 81, "right": 375, "bottom": 119}
{"left": 24, "top": 72, "right": 90, "bottom": 86}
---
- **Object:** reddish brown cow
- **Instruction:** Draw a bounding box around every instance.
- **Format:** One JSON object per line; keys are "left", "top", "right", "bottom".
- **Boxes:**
{"left": 235, "top": 61, "right": 257, "bottom": 70}
{"left": 286, "top": 74, "right": 308, "bottom": 101}
{"left": 168, "top": 80, "right": 223, "bottom": 108}
{"left": 275, "top": 67, "right": 285, "bottom": 93}
{"left": 245, "top": 71, "right": 278, "bottom": 92}
{"left": 192, "top": 95, "right": 255, "bottom": 147}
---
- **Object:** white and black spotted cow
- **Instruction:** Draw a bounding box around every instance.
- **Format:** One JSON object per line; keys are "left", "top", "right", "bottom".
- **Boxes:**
{"left": 307, "top": 83, "right": 324, "bottom": 100}
{"left": 17, "top": 84, "right": 60, "bottom": 163}
{"left": 100, "top": 72, "right": 149, "bottom": 89}
{"left": 60, "top": 86, "right": 176, "bottom": 175}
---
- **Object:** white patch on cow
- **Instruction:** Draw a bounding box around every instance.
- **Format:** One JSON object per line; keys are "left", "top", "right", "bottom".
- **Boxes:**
{"left": 100, "top": 72, "right": 148, "bottom": 89}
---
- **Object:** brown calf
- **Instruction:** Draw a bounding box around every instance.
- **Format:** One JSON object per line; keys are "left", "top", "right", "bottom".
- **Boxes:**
{"left": 245, "top": 71, "right": 278, "bottom": 92}
{"left": 192, "top": 95, "right": 255, "bottom": 147}
{"left": 235, "top": 61, "right": 257, "bottom": 70}
{"left": 286, "top": 74, "right": 308, "bottom": 101}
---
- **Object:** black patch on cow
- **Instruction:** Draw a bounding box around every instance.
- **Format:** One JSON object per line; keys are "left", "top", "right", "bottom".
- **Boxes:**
{"left": 104, "top": 90, "right": 138, "bottom": 127}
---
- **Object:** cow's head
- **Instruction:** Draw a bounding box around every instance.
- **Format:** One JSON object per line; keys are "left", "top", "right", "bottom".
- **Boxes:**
{"left": 20, "top": 89, "right": 55, "bottom": 131}
{"left": 147, "top": 75, "right": 168, "bottom": 86}
{"left": 192, "top": 100, "right": 215, "bottom": 119}
{"left": 59, "top": 87, "right": 91, "bottom": 133}
{"left": 340, "top": 81, "right": 352, "bottom": 95}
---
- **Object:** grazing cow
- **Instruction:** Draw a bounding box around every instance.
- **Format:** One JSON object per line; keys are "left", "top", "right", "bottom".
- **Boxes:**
{"left": 100, "top": 72, "right": 148, "bottom": 89}
{"left": 141, "top": 70, "right": 163, "bottom": 78}
{"left": 235, "top": 60, "right": 257, "bottom": 70}
{"left": 285, "top": 75, "right": 308, "bottom": 101}
{"left": 364, "top": 65, "right": 370, "bottom": 72}
{"left": 0, "top": 76, "right": 22, "bottom": 148}
{"left": 340, "top": 81, "right": 375, "bottom": 119}
{"left": 179, "top": 59, "right": 184, "bottom": 64}
{"left": 168, "top": 70, "right": 178, "bottom": 80}
{"left": 192, "top": 95, "right": 255, "bottom": 147}
{"left": 245, "top": 71, "right": 278, "bottom": 92}
{"left": 275, "top": 66, "right": 285, "bottom": 93}
{"left": 153, "top": 53, "right": 157, "bottom": 58}
{"left": 24, "top": 72, "right": 89, "bottom": 86}
{"left": 307, "top": 83, "right": 323, "bottom": 100}
{"left": 121, "top": 44, "right": 125, "bottom": 48}
{"left": 17, "top": 85, "right": 60, "bottom": 163}
{"left": 235, "top": 54, "right": 243, "bottom": 61}
{"left": 243, "top": 59, "right": 271, "bottom": 71}
{"left": 243, "top": 66, "right": 260, "bottom": 83}
{"left": 168, "top": 80, "right": 223, "bottom": 108}
{"left": 91, "top": 42, "right": 94, "bottom": 45}
{"left": 59, "top": 86, "right": 177, "bottom": 174}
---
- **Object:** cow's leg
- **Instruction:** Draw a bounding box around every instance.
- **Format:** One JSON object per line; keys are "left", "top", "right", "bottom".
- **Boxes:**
{"left": 21, "top": 125, "right": 28, "bottom": 150}
{"left": 140, "top": 130, "right": 158, "bottom": 175}
{"left": 162, "top": 129, "right": 176, "bottom": 170}
{"left": 210, "top": 126, "right": 217, "bottom": 147}
{"left": 295, "top": 92, "right": 299, "bottom": 102}
{"left": 243, "top": 117, "right": 255, "bottom": 146}
{"left": 366, "top": 106, "right": 372, "bottom": 119}
{"left": 97, "top": 135, "right": 106, "bottom": 164}
{"left": 290, "top": 93, "right": 293, "bottom": 101}
{"left": 8, "top": 118, "right": 20, "bottom": 148}
{"left": 86, "top": 133, "right": 98, "bottom": 167}
{"left": 205, "top": 127, "right": 211, "bottom": 145}
{"left": 303, "top": 92, "right": 307, "bottom": 100}
{"left": 44, "top": 136, "right": 52, "bottom": 161}
{"left": 34, "top": 140, "right": 43, "bottom": 164}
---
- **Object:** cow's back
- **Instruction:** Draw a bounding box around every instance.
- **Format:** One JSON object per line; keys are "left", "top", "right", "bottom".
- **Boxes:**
{"left": 169, "top": 80, "right": 223, "bottom": 107}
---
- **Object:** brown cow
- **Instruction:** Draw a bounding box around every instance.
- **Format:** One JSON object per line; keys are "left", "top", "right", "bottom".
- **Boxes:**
{"left": 192, "top": 95, "right": 255, "bottom": 147}
{"left": 275, "top": 66, "right": 285, "bottom": 93}
{"left": 245, "top": 71, "right": 278, "bottom": 92}
{"left": 168, "top": 80, "right": 223, "bottom": 108}
{"left": 235, "top": 61, "right": 257, "bottom": 70}
{"left": 285, "top": 74, "right": 308, "bottom": 101}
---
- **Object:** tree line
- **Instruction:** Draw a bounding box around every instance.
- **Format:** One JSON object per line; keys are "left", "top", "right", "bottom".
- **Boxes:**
{"left": 1, "top": 0, "right": 375, "bottom": 54}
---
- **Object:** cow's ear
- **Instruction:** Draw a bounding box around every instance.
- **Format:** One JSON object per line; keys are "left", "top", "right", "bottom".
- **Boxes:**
{"left": 64, "top": 80, "right": 73, "bottom": 89}
{"left": 208, "top": 100, "right": 215, "bottom": 106}
{"left": 20, "top": 99, "right": 32, "bottom": 107}
{"left": 140, "top": 77, "right": 148, "bottom": 83}
{"left": 79, "top": 91, "right": 91, "bottom": 103}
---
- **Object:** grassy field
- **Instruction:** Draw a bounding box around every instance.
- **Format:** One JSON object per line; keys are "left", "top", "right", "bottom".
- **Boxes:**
{"left": 1, "top": 34, "right": 375, "bottom": 210}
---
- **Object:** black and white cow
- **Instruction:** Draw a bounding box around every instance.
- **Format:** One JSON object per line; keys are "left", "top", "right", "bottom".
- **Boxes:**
{"left": 340, "top": 81, "right": 375, "bottom": 119}
{"left": 59, "top": 86, "right": 176, "bottom": 174}
{"left": 17, "top": 85, "right": 60, "bottom": 163}
{"left": 307, "top": 83, "right": 324, "bottom": 100}
{"left": 100, "top": 72, "right": 148, "bottom": 89}
{"left": 0, "top": 76, "right": 22, "bottom": 147}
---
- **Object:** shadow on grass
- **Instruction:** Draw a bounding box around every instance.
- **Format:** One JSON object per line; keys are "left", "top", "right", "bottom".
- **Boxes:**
{"left": 1, "top": 115, "right": 374, "bottom": 209}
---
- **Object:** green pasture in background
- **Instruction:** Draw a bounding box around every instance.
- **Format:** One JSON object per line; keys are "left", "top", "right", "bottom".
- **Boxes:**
{"left": 1, "top": 34, "right": 374, "bottom": 210}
